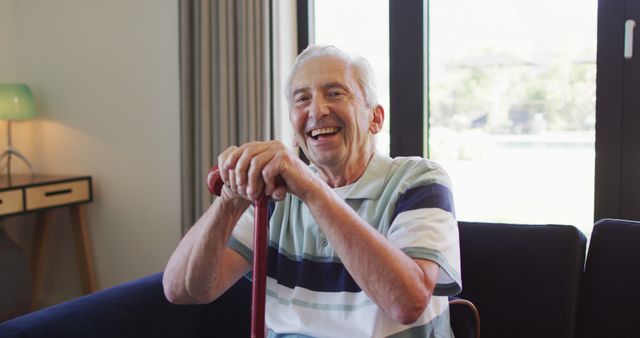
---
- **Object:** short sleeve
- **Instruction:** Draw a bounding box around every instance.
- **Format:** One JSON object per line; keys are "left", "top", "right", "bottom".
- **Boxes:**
{"left": 387, "top": 163, "right": 462, "bottom": 296}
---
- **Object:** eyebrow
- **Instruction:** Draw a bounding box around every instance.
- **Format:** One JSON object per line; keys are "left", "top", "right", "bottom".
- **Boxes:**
{"left": 322, "top": 82, "right": 350, "bottom": 92}
{"left": 292, "top": 82, "right": 350, "bottom": 97}
{"left": 292, "top": 87, "right": 309, "bottom": 98}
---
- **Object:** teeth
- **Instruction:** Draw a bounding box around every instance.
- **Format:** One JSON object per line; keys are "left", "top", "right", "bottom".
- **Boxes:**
{"left": 310, "top": 127, "right": 339, "bottom": 137}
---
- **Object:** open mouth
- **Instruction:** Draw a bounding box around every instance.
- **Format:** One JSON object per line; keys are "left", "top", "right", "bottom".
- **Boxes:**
{"left": 308, "top": 127, "right": 341, "bottom": 140}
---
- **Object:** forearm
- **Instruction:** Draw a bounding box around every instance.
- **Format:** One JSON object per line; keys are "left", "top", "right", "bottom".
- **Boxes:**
{"left": 302, "top": 183, "right": 437, "bottom": 323}
{"left": 163, "top": 197, "right": 249, "bottom": 304}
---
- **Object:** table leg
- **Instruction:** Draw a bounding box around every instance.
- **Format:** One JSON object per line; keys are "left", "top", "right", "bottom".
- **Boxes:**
{"left": 70, "top": 204, "right": 98, "bottom": 294}
{"left": 30, "top": 211, "right": 51, "bottom": 311}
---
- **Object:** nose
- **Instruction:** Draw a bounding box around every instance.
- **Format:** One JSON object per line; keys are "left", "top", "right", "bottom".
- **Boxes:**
{"left": 308, "top": 94, "right": 330, "bottom": 119}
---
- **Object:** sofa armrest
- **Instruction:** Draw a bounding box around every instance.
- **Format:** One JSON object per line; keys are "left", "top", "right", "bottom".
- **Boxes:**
{"left": 0, "top": 272, "right": 251, "bottom": 338}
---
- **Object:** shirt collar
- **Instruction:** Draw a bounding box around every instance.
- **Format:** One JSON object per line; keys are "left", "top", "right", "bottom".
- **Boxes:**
{"left": 309, "top": 151, "right": 393, "bottom": 200}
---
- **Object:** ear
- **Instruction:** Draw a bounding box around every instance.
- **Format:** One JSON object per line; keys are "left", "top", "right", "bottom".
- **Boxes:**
{"left": 369, "top": 105, "right": 385, "bottom": 134}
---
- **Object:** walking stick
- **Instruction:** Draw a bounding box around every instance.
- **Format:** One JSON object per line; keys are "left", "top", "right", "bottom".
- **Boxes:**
{"left": 207, "top": 166, "right": 282, "bottom": 338}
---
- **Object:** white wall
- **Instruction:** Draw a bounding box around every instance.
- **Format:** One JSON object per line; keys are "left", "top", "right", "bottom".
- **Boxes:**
{"left": 0, "top": 0, "right": 181, "bottom": 307}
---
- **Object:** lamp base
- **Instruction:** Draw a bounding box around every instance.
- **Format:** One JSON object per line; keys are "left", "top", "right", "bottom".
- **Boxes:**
{"left": 0, "top": 147, "right": 36, "bottom": 177}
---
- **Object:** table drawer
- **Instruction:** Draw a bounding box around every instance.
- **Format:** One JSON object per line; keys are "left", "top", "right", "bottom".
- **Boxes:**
{"left": 25, "top": 179, "right": 90, "bottom": 210}
{"left": 0, "top": 189, "right": 24, "bottom": 216}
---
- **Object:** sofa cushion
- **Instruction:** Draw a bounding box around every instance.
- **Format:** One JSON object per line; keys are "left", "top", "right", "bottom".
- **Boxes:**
{"left": 578, "top": 218, "right": 640, "bottom": 338}
{"left": 458, "top": 221, "right": 586, "bottom": 338}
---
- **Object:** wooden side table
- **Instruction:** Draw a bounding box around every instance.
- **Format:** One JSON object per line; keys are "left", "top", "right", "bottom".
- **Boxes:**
{"left": 0, "top": 175, "right": 95, "bottom": 310}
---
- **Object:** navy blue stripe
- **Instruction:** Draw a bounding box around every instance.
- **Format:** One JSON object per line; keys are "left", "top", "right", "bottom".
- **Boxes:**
{"left": 267, "top": 246, "right": 361, "bottom": 292}
{"left": 392, "top": 184, "right": 454, "bottom": 222}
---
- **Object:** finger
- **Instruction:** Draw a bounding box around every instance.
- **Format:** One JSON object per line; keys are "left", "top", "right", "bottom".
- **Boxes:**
{"left": 234, "top": 143, "right": 272, "bottom": 187}
{"left": 218, "top": 146, "right": 237, "bottom": 183}
{"left": 271, "top": 186, "right": 286, "bottom": 201}
{"left": 263, "top": 150, "right": 302, "bottom": 198}
{"left": 227, "top": 169, "right": 237, "bottom": 193}
{"left": 246, "top": 150, "right": 275, "bottom": 199}
{"left": 234, "top": 146, "right": 254, "bottom": 187}
{"left": 262, "top": 158, "right": 281, "bottom": 197}
{"left": 223, "top": 144, "right": 246, "bottom": 170}
{"left": 220, "top": 184, "right": 239, "bottom": 202}
{"left": 219, "top": 145, "right": 239, "bottom": 169}
{"left": 236, "top": 180, "right": 247, "bottom": 199}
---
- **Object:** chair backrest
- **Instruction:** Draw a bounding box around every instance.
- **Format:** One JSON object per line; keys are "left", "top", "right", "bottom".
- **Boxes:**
{"left": 577, "top": 218, "right": 640, "bottom": 338}
{"left": 458, "top": 221, "right": 586, "bottom": 338}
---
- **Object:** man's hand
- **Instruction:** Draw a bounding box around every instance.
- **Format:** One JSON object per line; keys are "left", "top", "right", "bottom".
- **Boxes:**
{"left": 217, "top": 140, "right": 317, "bottom": 202}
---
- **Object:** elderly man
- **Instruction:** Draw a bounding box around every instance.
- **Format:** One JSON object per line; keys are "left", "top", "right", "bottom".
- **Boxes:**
{"left": 163, "top": 45, "right": 461, "bottom": 337}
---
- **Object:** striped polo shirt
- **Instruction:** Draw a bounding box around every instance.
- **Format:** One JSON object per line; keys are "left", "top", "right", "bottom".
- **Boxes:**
{"left": 228, "top": 152, "right": 461, "bottom": 338}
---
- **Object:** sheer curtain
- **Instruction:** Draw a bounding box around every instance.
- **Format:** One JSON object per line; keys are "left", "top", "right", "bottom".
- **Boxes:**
{"left": 179, "top": 0, "right": 272, "bottom": 233}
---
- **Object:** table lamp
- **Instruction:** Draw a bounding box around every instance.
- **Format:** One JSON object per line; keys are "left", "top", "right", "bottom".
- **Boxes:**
{"left": 0, "top": 84, "right": 37, "bottom": 177}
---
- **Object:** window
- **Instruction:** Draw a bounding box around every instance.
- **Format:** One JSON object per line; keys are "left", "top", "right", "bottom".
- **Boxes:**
{"left": 427, "top": 0, "right": 597, "bottom": 234}
{"left": 313, "top": 0, "right": 390, "bottom": 155}
{"left": 307, "top": 0, "right": 640, "bottom": 234}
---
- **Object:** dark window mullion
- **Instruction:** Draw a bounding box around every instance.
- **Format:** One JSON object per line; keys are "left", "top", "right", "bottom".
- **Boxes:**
{"left": 389, "top": 0, "right": 424, "bottom": 157}
{"left": 595, "top": 0, "right": 625, "bottom": 221}
{"left": 296, "top": 0, "right": 310, "bottom": 54}
{"left": 620, "top": 0, "right": 640, "bottom": 220}
{"left": 296, "top": 0, "right": 311, "bottom": 164}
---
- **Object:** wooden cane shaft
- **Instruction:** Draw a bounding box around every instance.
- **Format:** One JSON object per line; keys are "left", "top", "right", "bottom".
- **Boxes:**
{"left": 251, "top": 194, "right": 269, "bottom": 338}
{"left": 207, "top": 165, "right": 282, "bottom": 338}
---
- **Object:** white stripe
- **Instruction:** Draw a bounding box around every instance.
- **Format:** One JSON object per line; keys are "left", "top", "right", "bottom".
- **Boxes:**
{"left": 266, "top": 278, "right": 374, "bottom": 308}
{"left": 388, "top": 208, "right": 461, "bottom": 288}
{"left": 266, "top": 279, "right": 451, "bottom": 338}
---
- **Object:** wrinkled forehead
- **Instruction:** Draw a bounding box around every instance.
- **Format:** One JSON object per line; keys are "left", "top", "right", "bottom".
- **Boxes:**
{"left": 290, "top": 56, "right": 357, "bottom": 93}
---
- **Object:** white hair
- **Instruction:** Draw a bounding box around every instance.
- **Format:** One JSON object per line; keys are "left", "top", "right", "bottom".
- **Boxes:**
{"left": 285, "top": 45, "right": 380, "bottom": 110}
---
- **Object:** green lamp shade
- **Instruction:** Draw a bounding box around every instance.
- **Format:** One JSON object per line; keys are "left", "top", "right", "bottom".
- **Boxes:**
{"left": 0, "top": 84, "right": 37, "bottom": 120}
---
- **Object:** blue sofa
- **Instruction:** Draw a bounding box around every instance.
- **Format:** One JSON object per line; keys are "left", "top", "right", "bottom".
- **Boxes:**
{"left": 1, "top": 219, "right": 637, "bottom": 338}
{"left": 0, "top": 272, "right": 251, "bottom": 337}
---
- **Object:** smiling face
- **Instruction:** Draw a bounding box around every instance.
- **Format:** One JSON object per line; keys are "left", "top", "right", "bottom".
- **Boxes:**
{"left": 289, "top": 55, "right": 384, "bottom": 186}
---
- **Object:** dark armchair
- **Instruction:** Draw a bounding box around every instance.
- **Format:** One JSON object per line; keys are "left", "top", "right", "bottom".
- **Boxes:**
{"left": 577, "top": 218, "right": 640, "bottom": 338}
{"left": 457, "top": 221, "right": 587, "bottom": 338}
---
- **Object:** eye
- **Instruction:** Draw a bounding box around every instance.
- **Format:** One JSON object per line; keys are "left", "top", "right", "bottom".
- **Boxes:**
{"left": 294, "top": 95, "right": 310, "bottom": 104}
{"left": 328, "top": 90, "right": 345, "bottom": 98}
